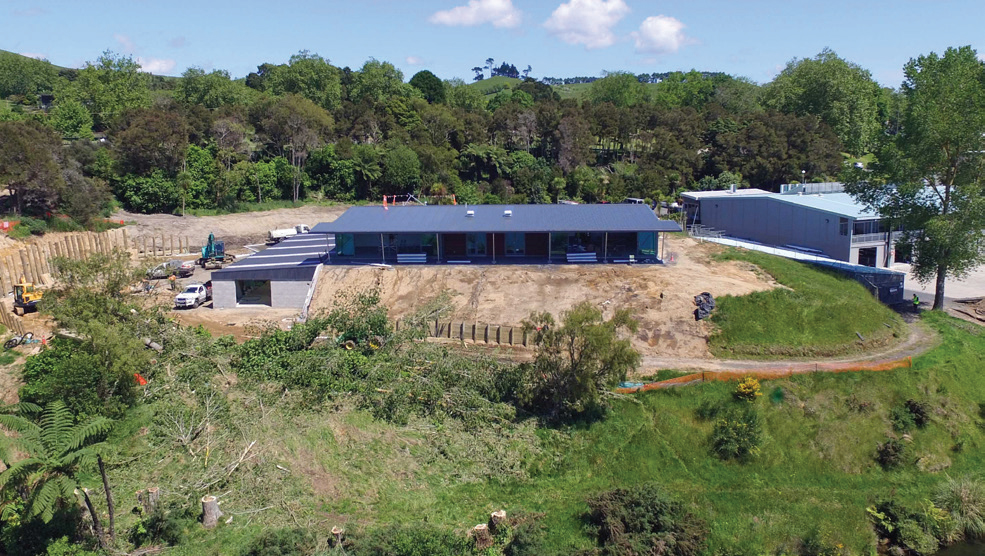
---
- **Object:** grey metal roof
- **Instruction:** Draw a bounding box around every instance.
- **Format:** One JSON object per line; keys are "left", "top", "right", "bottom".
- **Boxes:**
{"left": 311, "top": 204, "right": 682, "bottom": 234}
{"left": 211, "top": 234, "right": 333, "bottom": 282}
{"left": 772, "top": 192, "right": 879, "bottom": 219}
{"left": 687, "top": 189, "right": 879, "bottom": 220}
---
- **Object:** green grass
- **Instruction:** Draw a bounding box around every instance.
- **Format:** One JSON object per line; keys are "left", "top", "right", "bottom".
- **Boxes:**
{"left": 266, "top": 312, "right": 985, "bottom": 554}
{"left": 469, "top": 76, "right": 521, "bottom": 96}
{"left": 99, "top": 307, "right": 985, "bottom": 555}
{"left": 708, "top": 248, "right": 906, "bottom": 357}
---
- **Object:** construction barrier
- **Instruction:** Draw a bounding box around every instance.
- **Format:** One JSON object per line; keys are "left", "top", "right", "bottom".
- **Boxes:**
{"left": 616, "top": 356, "right": 913, "bottom": 394}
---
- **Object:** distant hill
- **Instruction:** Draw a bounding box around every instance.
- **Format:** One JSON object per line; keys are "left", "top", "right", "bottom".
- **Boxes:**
{"left": 468, "top": 76, "right": 521, "bottom": 96}
{"left": 0, "top": 49, "right": 71, "bottom": 73}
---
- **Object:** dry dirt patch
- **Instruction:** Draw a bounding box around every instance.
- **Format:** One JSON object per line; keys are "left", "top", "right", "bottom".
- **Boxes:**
{"left": 311, "top": 236, "right": 774, "bottom": 359}
{"left": 113, "top": 205, "right": 349, "bottom": 250}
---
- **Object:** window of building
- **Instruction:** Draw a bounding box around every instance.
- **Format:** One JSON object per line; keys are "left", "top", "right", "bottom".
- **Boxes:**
{"left": 840, "top": 218, "right": 849, "bottom": 236}
{"left": 505, "top": 233, "right": 524, "bottom": 256}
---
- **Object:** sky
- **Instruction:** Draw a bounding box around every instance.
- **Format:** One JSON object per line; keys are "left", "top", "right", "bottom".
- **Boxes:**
{"left": 2, "top": 0, "right": 983, "bottom": 87}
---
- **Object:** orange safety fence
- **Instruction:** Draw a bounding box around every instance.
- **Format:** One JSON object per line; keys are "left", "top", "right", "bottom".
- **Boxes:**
{"left": 617, "top": 356, "right": 912, "bottom": 394}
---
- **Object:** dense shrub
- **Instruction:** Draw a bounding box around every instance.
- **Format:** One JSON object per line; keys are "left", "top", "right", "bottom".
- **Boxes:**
{"left": 876, "top": 438, "right": 907, "bottom": 470}
{"left": 234, "top": 318, "right": 330, "bottom": 383}
{"left": 20, "top": 337, "right": 141, "bottom": 419}
{"left": 584, "top": 483, "right": 707, "bottom": 556}
{"left": 503, "top": 519, "right": 550, "bottom": 556}
{"left": 241, "top": 528, "right": 317, "bottom": 556}
{"left": 10, "top": 216, "right": 48, "bottom": 237}
{"left": 350, "top": 523, "right": 471, "bottom": 556}
{"left": 906, "top": 399, "right": 931, "bottom": 428}
{"left": 129, "top": 504, "right": 198, "bottom": 548}
{"left": 733, "top": 377, "right": 762, "bottom": 402}
{"left": 115, "top": 171, "right": 180, "bottom": 213}
{"left": 42, "top": 537, "right": 101, "bottom": 556}
{"left": 890, "top": 405, "right": 917, "bottom": 432}
{"left": 711, "top": 407, "right": 762, "bottom": 461}
{"left": 869, "top": 500, "right": 946, "bottom": 554}
{"left": 0, "top": 508, "right": 83, "bottom": 556}
{"left": 890, "top": 399, "right": 931, "bottom": 432}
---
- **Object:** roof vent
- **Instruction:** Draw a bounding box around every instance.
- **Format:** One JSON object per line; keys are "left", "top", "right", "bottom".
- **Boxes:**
{"left": 503, "top": 209, "right": 513, "bottom": 217}
{"left": 466, "top": 210, "right": 475, "bottom": 217}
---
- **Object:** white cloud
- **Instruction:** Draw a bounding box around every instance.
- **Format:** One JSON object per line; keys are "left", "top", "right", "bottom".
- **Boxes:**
{"left": 544, "top": 0, "right": 630, "bottom": 49}
{"left": 137, "top": 57, "right": 177, "bottom": 74}
{"left": 406, "top": 56, "right": 425, "bottom": 66}
{"left": 979, "top": 53, "right": 985, "bottom": 62}
{"left": 114, "top": 33, "right": 136, "bottom": 53}
{"left": 429, "top": 0, "right": 521, "bottom": 28}
{"left": 18, "top": 52, "right": 47, "bottom": 60}
{"left": 631, "top": 15, "right": 688, "bottom": 55}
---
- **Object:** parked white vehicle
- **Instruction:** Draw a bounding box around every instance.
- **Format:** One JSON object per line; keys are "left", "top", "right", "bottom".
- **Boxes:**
{"left": 174, "top": 282, "right": 212, "bottom": 309}
{"left": 267, "top": 224, "right": 310, "bottom": 243}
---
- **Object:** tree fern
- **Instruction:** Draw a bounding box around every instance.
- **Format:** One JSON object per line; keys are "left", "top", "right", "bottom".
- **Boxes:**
{"left": 0, "top": 401, "right": 114, "bottom": 549}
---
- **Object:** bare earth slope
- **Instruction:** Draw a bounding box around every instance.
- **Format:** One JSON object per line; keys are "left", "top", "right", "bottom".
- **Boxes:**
{"left": 311, "top": 236, "right": 775, "bottom": 359}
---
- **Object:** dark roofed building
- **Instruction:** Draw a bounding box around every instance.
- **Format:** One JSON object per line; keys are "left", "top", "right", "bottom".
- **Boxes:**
{"left": 211, "top": 204, "right": 681, "bottom": 309}
{"left": 315, "top": 204, "right": 681, "bottom": 264}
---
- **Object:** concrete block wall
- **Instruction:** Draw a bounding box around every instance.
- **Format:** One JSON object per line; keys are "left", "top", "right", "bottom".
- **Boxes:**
{"left": 270, "top": 280, "right": 313, "bottom": 308}
{"left": 211, "top": 280, "right": 237, "bottom": 309}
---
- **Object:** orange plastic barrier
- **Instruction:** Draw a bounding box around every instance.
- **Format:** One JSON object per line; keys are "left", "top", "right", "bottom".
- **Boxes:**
{"left": 617, "top": 356, "right": 912, "bottom": 394}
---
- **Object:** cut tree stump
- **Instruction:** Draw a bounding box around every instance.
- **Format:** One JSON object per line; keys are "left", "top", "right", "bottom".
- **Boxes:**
{"left": 330, "top": 526, "right": 345, "bottom": 547}
{"left": 471, "top": 524, "right": 494, "bottom": 549}
{"left": 201, "top": 495, "right": 223, "bottom": 529}
{"left": 137, "top": 487, "right": 160, "bottom": 514}
{"left": 489, "top": 510, "right": 507, "bottom": 534}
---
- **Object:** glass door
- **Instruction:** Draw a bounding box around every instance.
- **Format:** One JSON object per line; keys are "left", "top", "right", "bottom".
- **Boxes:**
{"left": 505, "top": 233, "right": 525, "bottom": 256}
{"left": 466, "top": 233, "right": 486, "bottom": 256}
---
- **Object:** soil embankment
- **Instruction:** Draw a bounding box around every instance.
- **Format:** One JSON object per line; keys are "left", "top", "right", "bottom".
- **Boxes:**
{"left": 310, "top": 236, "right": 777, "bottom": 360}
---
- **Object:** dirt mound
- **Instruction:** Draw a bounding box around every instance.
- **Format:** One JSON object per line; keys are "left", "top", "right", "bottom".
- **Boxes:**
{"left": 311, "top": 236, "right": 775, "bottom": 359}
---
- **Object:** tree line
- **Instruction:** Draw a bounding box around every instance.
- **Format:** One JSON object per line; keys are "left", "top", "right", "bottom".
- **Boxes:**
{"left": 0, "top": 47, "right": 902, "bottom": 219}
{"left": 0, "top": 46, "right": 971, "bottom": 233}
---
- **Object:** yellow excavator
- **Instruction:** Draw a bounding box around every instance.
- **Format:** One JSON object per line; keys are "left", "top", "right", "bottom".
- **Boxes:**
{"left": 13, "top": 276, "right": 43, "bottom": 316}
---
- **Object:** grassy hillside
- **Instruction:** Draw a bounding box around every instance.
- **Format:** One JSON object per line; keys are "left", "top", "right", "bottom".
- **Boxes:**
{"left": 709, "top": 249, "right": 906, "bottom": 357}
{"left": 131, "top": 311, "right": 984, "bottom": 556}
{"left": 468, "top": 75, "right": 521, "bottom": 96}
{"left": 0, "top": 49, "right": 69, "bottom": 72}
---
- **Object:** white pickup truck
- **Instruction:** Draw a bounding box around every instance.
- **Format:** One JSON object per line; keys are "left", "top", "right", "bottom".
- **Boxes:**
{"left": 174, "top": 282, "right": 212, "bottom": 309}
{"left": 267, "top": 224, "right": 310, "bottom": 243}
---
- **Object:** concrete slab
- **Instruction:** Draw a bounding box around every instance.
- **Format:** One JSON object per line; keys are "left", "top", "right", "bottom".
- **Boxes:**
{"left": 893, "top": 262, "right": 985, "bottom": 301}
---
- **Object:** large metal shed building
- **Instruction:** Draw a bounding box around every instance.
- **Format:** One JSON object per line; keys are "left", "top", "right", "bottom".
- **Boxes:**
{"left": 681, "top": 183, "right": 901, "bottom": 268}
{"left": 210, "top": 234, "right": 333, "bottom": 309}
{"left": 312, "top": 204, "right": 682, "bottom": 264}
